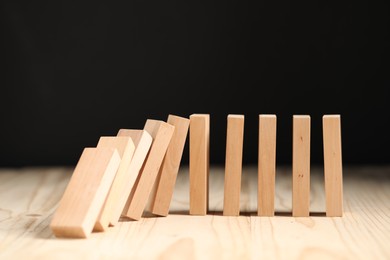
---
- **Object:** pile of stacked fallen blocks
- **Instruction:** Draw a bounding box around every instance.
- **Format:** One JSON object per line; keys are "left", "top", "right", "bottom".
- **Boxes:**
{"left": 50, "top": 114, "right": 343, "bottom": 238}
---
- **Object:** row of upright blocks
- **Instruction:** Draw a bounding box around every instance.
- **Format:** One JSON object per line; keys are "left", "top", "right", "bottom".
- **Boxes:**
{"left": 50, "top": 114, "right": 343, "bottom": 238}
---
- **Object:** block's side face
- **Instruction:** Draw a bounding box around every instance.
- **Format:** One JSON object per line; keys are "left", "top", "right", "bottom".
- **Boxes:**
{"left": 323, "top": 115, "right": 343, "bottom": 217}
{"left": 292, "top": 116, "right": 311, "bottom": 217}
{"left": 189, "top": 114, "right": 210, "bottom": 215}
{"left": 258, "top": 115, "right": 277, "bottom": 216}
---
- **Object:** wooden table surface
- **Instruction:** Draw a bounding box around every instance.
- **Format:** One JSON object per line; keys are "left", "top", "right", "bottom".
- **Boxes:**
{"left": 0, "top": 166, "right": 389, "bottom": 259}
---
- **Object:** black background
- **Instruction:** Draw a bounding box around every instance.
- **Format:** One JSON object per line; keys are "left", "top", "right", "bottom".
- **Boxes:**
{"left": 1, "top": 1, "right": 389, "bottom": 167}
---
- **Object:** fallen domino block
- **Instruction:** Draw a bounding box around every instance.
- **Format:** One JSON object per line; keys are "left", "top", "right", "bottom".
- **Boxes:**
{"left": 50, "top": 147, "right": 120, "bottom": 238}
{"left": 258, "top": 115, "right": 277, "bottom": 216}
{"left": 123, "top": 120, "right": 175, "bottom": 220}
{"left": 323, "top": 115, "right": 343, "bottom": 217}
{"left": 94, "top": 137, "right": 135, "bottom": 232}
{"left": 189, "top": 114, "right": 210, "bottom": 215}
{"left": 117, "top": 129, "right": 153, "bottom": 222}
{"left": 151, "top": 115, "right": 190, "bottom": 216}
{"left": 292, "top": 115, "right": 311, "bottom": 217}
{"left": 223, "top": 115, "right": 244, "bottom": 216}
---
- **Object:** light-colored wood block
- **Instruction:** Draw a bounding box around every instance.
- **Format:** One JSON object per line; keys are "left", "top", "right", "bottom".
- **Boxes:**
{"left": 93, "top": 137, "right": 135, "bottom": 232}
{"left": 50, "top": 148, "right": 121, "bottom": 238}
{"left": 123, "top": 120, "right": 175, "bottom": 220}
{"left": 258, "top": 114, "right": 277, "bottom": 216}
{"left": 223, "top": 115, "right": 244, "bottom": 216}
{"left": 323, "top": 115, "right": 343, "bottom": 217}
{"left": 151, "top": 115, "right": 190, "bottom": 216}
{"left": 116, "top": 130, "right": 153, "bottom": 222}
{"left": 189, "top": 114, "right": 210, "bottom": 215}
{"left": 292, "top": 115, "right": 311, "bottom": 217}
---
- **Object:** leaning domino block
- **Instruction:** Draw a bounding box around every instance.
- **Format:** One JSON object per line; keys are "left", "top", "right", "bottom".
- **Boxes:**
{"left": 94, "top": 137, "right": 135, "bottom": 232}
{"left": 151, "top": 115, "right": 190, "bottom": 216}
{"left": 50, "top": 148, "right": 121, "bottom": 238}
{"left": 292, "top": 115, "right": 311, "bottom": 217}
{"left": 189, "top": 114, "right": 210, "bottom": 215}
{"left": 323, "top": 115, "right": 343, "bottom": 217}
{"left": 123, "top": 120, "right": 175, "bottom": 220}
{"left": 223, "top": 115, "right": 244, "bottom": 216}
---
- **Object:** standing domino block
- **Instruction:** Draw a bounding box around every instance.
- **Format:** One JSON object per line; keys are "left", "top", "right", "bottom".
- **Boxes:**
{"left": 189, "top": 114, "right": 210, "bottom": 215}
{"left": 117, "top": 130, "right": 153, "bottom": 222}
{"left": 124, "top": 120, "right": 175, "bottom": 220}
{"left": 323, "top": 115, "right": 343, "bottom": 217}
{"left": 292, "top": 115, "right": 311, "bottom": 217}
{"left": 223, "top": 115, "right": 244, "bottom": 216}
{"left": 258, "top": 115, "right": 277, "bottom": 216}
{"left": 94, "top": 137, "right": 135, "bottom": 232}
{"left": 151, "top": 115, "right": 190, "bottom": 216}
{"left": 50, "top": 148, "right": 121, "bottom": 238}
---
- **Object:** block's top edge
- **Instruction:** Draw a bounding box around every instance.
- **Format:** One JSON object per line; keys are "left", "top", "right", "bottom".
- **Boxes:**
{"left": 228, "top": 114, "right": 244, "bottom": 119}
{"left": 293, "top": 115, "right": 310, "bottom": 118}
{"left": 259, "top": 114, "right": 276, "bottom": 118}
{"left": 168, "top": 114, "right": 190, "bottom": 121}
{"left": 323, "top": 114, "right": 341, "bottom": 119}
{"left": 190, "top": 114, "right": 210, "bottom": 118}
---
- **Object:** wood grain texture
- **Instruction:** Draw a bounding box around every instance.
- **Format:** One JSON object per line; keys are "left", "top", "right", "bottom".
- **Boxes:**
{"left": 151, "top": 115, "right": 190, "bottom": 216}
{"left": 323, "top": 115, "right": 343, "bottom": 217}
{"left": 50, "top": 148, "right": 121, "bottom": 238}
{"left": 124, "top": 120, "right": 175, "bottom": 220}
{"left": 1, "top": 166, "right": 389, "bottom": 259}
{"left": 116, "top": 129, "right": 153, "bottom": 222}
{"left": 293, "top": 115, "right": 311, "bottom": 217}
{"left": 258, "top": 114, "right": 277, "bottom": 216}
{"left": 94, "top": 137, "right": 135, "bottom": 232}
{"left": 189, "top": 114, "right": 210, "bottom": 215}
{"left": 223, "top": 115, "right": 244, "bottom": 216}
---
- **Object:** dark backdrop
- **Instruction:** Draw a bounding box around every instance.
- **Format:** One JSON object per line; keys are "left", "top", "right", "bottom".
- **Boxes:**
{"left": 1, "top": 1, "right": 389, "bottom": 167}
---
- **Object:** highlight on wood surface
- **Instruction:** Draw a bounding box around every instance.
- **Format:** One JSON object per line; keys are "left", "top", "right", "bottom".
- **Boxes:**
{"left": 223, "top": 114, "right": 244, "bottom": 216}
{"left": 50, "top": 147, "right": 121, "bottom": 238}
{"left": 189, "top": 114, "right": 210, "bottom": 215}
{"left": 323, "top": 115, "right": 343, "bottom": 217}
{"left": 258, "top": 114, "right": 277, "bottom": 216}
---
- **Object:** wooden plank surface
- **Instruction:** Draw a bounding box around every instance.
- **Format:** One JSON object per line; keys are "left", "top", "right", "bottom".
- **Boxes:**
{"left": 258, "top": 114, "right": 277, "bottom": 216}
{"left": 189, "top": 114, "right": 210, "bottom": 215}
{"left": 292, "top": 115, "right": 311, "bottom": 217}
{"left": 323, "top": 115, "right": 343, "bottom": 217}
{"left": 50, "top": 148, "right": 121, "bottom": 238}
{"left": 94, "top": 137, "right": 135, "bottom": 231}
{"left": 151, "top": 115, "right": 190, "bottom": 216}
{"left": 0, "top": 166, "right": 390, "bottom": 259}
{"left": 223, "top": 115, "right": 244, "bottom": 216}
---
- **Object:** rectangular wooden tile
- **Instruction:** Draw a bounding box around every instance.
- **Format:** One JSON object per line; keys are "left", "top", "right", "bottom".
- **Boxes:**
{"left": 123, "top": 120, "right": 175, "bottom": 220}
{"left": 117, "top": 129, "right": 153, "bottom": 222}
{"left": 258, "top": 114, "right": 277, "bottom": 216}
{"left": 323, "top": 115, "right": 343, "bottom": 217}
{"left": 223, "top": 115, "right": 244, "bottom": 216}
{"left": 50, "top": 147, "right": 120, "bottom": 238}
{"left": 189, "top": 114, "right": 210, "bottom": 215}
{"left": 292, "top": 115, "right": 311, "bottom": 217}
{"left": 93, "top": 137, "right": 135, "bottom": 232}
{"left": 151, "top": 115, "right": 190, "bottom": 216}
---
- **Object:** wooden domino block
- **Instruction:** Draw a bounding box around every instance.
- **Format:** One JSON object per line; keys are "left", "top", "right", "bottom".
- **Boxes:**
{"left": 123, "top": 120, "right": 175, "bottom": 220}
{"left": 258, "top": 115, "right": 277, "bottom": 216}
{"left": 189, "top": 114, "right": 210, "bottom": 215}
{"left": 116, "top": 130, "right": 153, "bottom": 222}
{"left": 151, "top": 115, "right": 190, "bottom": 216}
{"left": 323, "top": 115, "right": 343, "bottom": 217}
{"left": 93, "top": 137, "right": 135, "bottom": 232}
{"left": 292, "top": 115, "right": 311, "bottom": 217}
{"left": 223, "top": 115, "right": 244, "bottom": 216}
{"left": 50, "top": 148, "right": 120, "bottom": 238}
